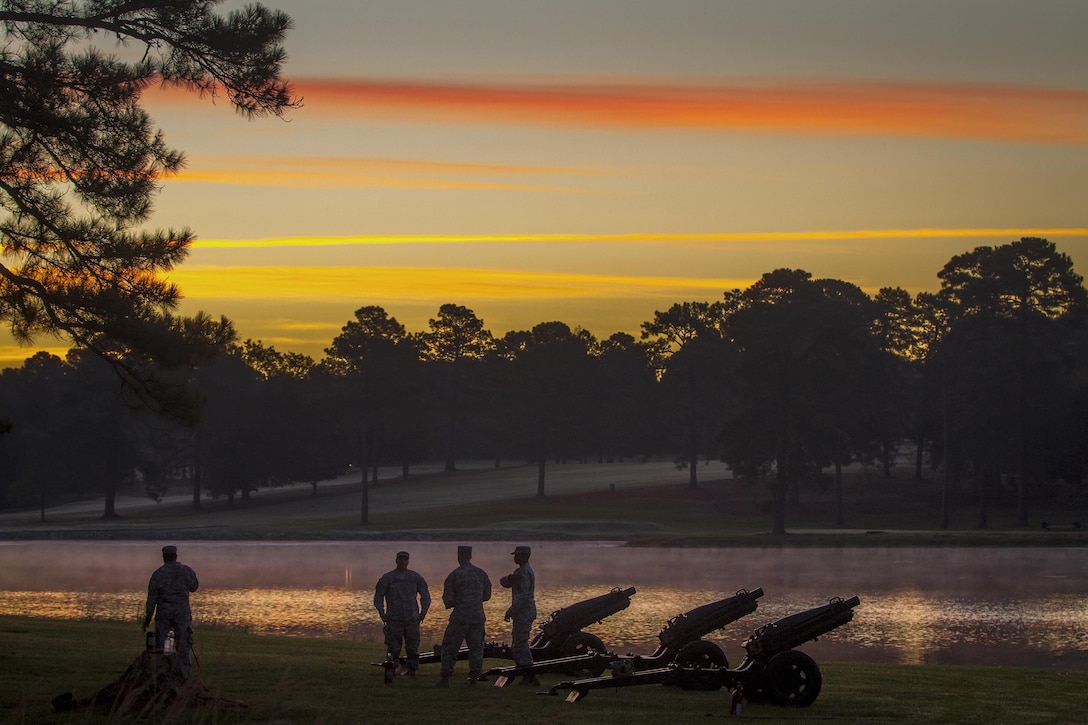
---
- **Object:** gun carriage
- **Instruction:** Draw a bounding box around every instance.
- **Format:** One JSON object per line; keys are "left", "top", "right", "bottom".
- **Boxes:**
{"left": 490, "top": 587, "right": 764, "bottom": 684}
{"left": 548, "top": 594, "right": 860, "bottom": 708}
{"left": 408, "top": 586, "right": 637, "bottom": 669}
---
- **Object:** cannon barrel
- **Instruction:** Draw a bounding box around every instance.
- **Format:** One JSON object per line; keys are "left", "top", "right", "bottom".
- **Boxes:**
{"left": 657, "top": 587, "right": 764, "bottom": 650}
{"left": 415, "top": 588, "right": 636, "bottom": 671}
{"left": 538, "top": 586, "right": 637, "bottom": 640}
{"left": 493, "top": 587, "right": 761, "bottom": 684}
{"left": 743, "top": 595, "right": 860, "bottom": 658}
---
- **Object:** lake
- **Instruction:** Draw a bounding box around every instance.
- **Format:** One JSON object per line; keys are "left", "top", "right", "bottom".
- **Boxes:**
{"left": 1, "top": 541, "right": 1085, "bottom": 669}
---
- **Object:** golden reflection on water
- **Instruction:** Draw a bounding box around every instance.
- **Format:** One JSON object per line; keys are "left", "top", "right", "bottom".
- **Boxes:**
{"left": 0, "top": 590, "right": 143, "bottom": 623}
{"left": 3, "top": 584, "right": 1087, "bottom": 668}
{"left": 2, "top": 542, "right": 1086, "bottom": 668}
{"left": 848, "top": 587, "right": 941, "bottom": 665}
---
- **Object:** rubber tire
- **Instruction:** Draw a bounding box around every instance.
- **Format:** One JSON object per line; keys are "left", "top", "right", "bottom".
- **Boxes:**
{"left": 559, "top": 632, "right": 607, "bottom": 678}
{"left": 675, "top": 640, "right": 729, "bottom": 669}
{"left": 763, "top": 650, "right": 822, "bottom": 707}
{"left": 675, "top": 640, "right": 728, "bottom": 691}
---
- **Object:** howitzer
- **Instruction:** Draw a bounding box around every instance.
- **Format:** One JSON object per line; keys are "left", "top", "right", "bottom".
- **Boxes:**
{"left": 534, "top": 585, "right": 637, "bottom": 654}
{"left": 399, "top": 586, "right": 636, "bottom": 670}
{"left": 490, "top": 587, "right": 763, "bottom": 685}
{"left": 549, "top": 594, "right": 860, "bottom": 708}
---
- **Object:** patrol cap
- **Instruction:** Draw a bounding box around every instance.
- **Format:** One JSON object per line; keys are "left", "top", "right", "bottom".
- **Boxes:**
{"left": 396, "top": 551, "right": 410, "bottom": 559}
{"left": 511, "top": 545, "right": 531, "bottom": 556}
{"left": 457, "top": 545, "right": 472, "bottom": 557}
{"left": 162, "top": 545, "right": 177, "bottom": 555}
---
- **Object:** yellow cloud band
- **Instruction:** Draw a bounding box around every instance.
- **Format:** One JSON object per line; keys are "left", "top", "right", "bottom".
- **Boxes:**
{"left": 189, "top": 228, "right": 1088, "bottom": 249}
{"left": 168, "top": 266, "right": 747, "bottom": 301}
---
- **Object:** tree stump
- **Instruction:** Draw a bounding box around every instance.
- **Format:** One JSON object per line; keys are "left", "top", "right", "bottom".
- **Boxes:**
{"left": 53, "top": 651, "right": 243, "bottom": 717}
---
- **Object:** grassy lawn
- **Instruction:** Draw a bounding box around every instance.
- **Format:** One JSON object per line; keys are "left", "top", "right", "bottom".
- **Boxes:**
{"left": 374, "top": 476, "right": 1088, "bottom": 547}
{"left": 3, "top": 616, "right": 1087, "bottom": 724}
{"left": 2, "top": 461, "right": 1086, "bottom": 547}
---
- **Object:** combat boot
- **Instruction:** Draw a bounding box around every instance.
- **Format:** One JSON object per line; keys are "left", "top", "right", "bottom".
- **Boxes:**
{"left": 436, "top": 674, "right": 450, "bottom": 688}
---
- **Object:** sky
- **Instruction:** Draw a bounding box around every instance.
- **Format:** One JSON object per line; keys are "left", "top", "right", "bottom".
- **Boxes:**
{"left": 5, "top": 0, "right": 1088, "bottom": 366}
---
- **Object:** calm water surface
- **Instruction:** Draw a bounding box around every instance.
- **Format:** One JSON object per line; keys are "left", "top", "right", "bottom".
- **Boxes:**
{"left": 1, "top": 541, "right": 1085, "bottom": 669}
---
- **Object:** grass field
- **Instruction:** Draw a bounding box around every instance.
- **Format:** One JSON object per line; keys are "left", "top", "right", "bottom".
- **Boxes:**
{"left": 4, "top": 616, "right": 1088, "bottom": 725}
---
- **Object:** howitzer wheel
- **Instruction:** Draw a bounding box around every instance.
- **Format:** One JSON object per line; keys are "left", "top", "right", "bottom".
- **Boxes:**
{"left": 675, "top": 640, "right": 728, "bottom": 670}
{"left": 675, "top": 641, "right": 728, "bottom": 691}
{"left": 763, "top": 650, "right": 822, "bottom": 707}
{"left": 559, "top": 632, "right": 608, "bottom": 677}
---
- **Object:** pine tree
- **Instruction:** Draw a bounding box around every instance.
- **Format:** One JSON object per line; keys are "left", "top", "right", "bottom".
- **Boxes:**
{"left": 0, "top": 1, "right": 298, "bottom": 362}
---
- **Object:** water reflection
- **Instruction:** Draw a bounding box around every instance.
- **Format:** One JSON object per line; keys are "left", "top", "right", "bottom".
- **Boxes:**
{"left": 1, "top": 541, "right": 1085, "bottom": 669}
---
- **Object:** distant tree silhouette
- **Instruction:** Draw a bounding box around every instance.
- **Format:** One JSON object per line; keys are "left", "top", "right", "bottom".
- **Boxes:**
{"left": 234, "top": 339, "right": 349, "bottom": 496}
{"left": 236, "top": 338, "right": 316, "bottom": 381}
{"left": 873, "top": 288, "right": 928, "bottom": 478}
{"left": 5, "top": 238, "right": 1088, "bottom": 531}
{"left": 324, "top": 306, "right": 419, "bottom": 524}
{"left": 935, "top": 238, "right": 1088, "bottom": 528}
{"left": 592, "top": 333, "right": 659, "bottom": 462}
{"left": 65, "top": 350, "right": 146, "bottom": 518}
{"left": 193, "top": 354, "right": 268, "bottom": 505}
{"left": 170, "top": 312, "right": 238, "bottom": 509}
{"left": 0, "top": 352, "right": 71, "bottom": 518}
{"left": 721, "top": 269, "right": 890, "bottom": 534}
{"left": 642, "top": 301, "right": 730, "bottom": 487}
{"left": 417, "top": 304, "right": 494, "bottom": 472}
{"left": 866, "top": 288, "right": 917, "bottom": 478}
{"left": 496, "top": 322, "right": 596, "bottom": 497}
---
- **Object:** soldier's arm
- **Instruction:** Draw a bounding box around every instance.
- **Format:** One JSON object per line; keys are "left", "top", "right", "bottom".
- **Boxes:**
{"left": 373, "top": 575, "right": 388, "bottom": 619}
{"left": 418, "top": 575, "right": 431, "bottom": 618}
{"left": 142, "top": 575, "right": 157, "bottom": 628}
{"left": 510, "top": 570, "right": 530, "bottom": 611}
{"left": 442, "top": 572, "right": 455, "bottom": 609}
{"left": 482, "top": 572, "right": 492, "bottom": 603}
{"left": 188, "top": 567, "right": 199, "bottom": 592}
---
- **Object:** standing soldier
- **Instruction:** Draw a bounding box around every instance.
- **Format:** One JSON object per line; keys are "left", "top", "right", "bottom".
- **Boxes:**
{"left": 500, "top": 545, "right": 538, "bottom": 686}
{"left": 437, "top": 545, "right": 492, "bottom": 686}
{"left": 142, "top": 545, "right": 199, "bottom": 672}
{"left": 373, "top": 550, "right": 431, "bottom": 676}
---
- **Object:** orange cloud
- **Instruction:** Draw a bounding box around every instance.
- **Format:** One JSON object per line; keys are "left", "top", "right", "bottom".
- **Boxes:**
{"left": 277, "top": 78, "right": 1088, "bottom": 144}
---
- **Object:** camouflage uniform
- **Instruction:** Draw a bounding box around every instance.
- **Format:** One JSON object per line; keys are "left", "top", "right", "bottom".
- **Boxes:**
{"left": 501, "top": 557, "right": 537, "bottom": 668}
{"left": 439, "top": 556, "right": 492, "bottom": 679}
{"left": 374, "top": 565, "right": 431, "bottom": 670}
{"left": 143, "top": 556, "right": 199, "bottom": 668}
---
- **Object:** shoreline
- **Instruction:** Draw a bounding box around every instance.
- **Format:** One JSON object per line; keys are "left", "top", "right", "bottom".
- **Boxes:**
{"left": 1, "top": 527, "right": 1085, "bottom": 547}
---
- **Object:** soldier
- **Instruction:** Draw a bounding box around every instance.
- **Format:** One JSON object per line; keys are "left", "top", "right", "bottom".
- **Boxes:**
{"left": 437, "top": 545, "right": 492, "bottom": 686}
{"left": 500, "top": 545, "right": 538, "bottom": 686}
{"left": 142, "top": 545, "right": 199, "bottom": 671}
{"left": 373, "top": 550, "right": 431, "bottom": 676}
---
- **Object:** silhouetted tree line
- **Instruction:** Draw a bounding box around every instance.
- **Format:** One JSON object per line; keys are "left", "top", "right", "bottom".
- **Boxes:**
{"left": 2, "top": 238, "right": 1086, "bottom": 534}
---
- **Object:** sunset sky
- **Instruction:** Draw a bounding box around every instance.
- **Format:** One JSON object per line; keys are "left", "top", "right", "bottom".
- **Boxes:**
{"left": 5, "top": 0, "right": 1088, "bottom": 366}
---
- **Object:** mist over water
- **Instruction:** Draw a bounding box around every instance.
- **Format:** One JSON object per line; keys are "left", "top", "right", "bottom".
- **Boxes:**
{"left": 1, "top": 541, "right": 1085, "bottom": 669}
